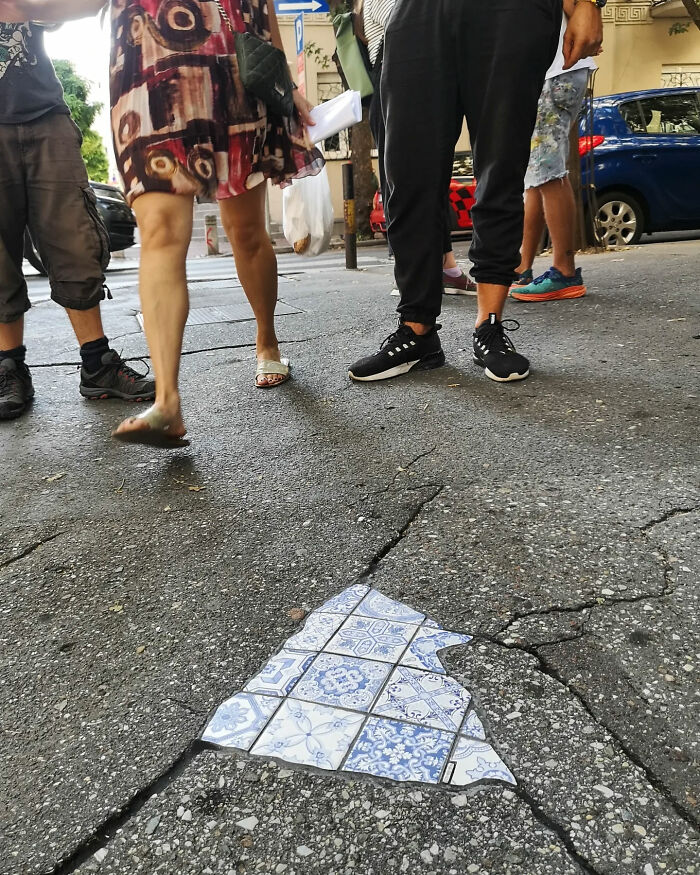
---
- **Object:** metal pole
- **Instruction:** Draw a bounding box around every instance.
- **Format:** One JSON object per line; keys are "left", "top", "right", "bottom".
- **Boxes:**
{"left": 342, "top": 162, "right": 357, "bottom": 270}
{"left": 204, "top": 214, "right": 219, "bottom": 256}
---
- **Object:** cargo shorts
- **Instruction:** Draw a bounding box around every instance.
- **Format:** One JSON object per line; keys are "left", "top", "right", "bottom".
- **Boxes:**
{"left": 0, "top": 111, "right": 110, "bottom": 324}
{"left": 524, "top": 68, "right": 590, "bottom": 190}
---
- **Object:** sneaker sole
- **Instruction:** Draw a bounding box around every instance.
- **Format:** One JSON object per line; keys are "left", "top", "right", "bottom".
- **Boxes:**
{"left": 511, "top": 286, "right": 586, "bottom": 302}
{"left": 443, "top": 287, "right": 478, "bottom": 297}
{"left": 349, "top": 350, "right": 445, "bottom": 382}
{"left": 473, "top": 356, "right": 529, "bottom": 383}
{"left": 80, "top": 386, "right": 155, "bottom": 401}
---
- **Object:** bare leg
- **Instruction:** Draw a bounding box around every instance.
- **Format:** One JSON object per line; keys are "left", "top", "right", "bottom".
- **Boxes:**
{"left": 476, "top": 284, "right": 508, "bottom": 326}
{"left": 0, "top": 317, "right": 23, "bottom": 351}
{"left": 515, "top": 187, "right": 546, "bottom": 274}
{"left": 66, "top": 305, "right": 105, "bottom": 346}
{"left": 218, "top": 183, "right": 284, "bottom": 387}
{"left": 112, "top": 192, "right": 193, "bottom": 440}
{"left": 443, "top": 250, "right": 458, "bottom": 270}
{"left": 540, "top": 176, "right": 577, "bottom": 277}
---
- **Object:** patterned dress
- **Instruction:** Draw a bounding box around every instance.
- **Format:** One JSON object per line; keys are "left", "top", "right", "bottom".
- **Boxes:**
{"left": 109, "top": 0, "right": 324, "bottom": 205}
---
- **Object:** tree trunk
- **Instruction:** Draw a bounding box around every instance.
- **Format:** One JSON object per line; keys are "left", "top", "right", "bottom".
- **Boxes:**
{"left": 681, "top": 0, "right": 700, "bottom": 31}
{"left": 568, "top": 126, "right": 588, "bottom": 251}
{"left": 350, "top": 106, "right": 375, "bottom": 238}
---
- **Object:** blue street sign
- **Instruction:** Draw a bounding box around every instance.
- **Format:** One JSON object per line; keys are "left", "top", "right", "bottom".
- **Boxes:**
{"left": 294, "top": 13, "right": 304, "bottom": 56}
{"left": 274, "top": 0, "right": 330, "bottom": 14}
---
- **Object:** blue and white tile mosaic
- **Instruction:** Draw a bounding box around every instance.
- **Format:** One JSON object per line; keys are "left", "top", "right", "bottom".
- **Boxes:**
{"left": 400, "top": 627, "right": 473, "bottom": 674}
{"left": 291, "top": 652, "right": 390, "bottom": 711}
{"left": 325, "top": 616, "right": 418, "bottom": 663}
{"left": 251, "top": 699, "right": 365, "bottom": 770}
{"left": 445, "top": 737, "right": 516, "bottom": 787}
{"left": 201, "top": 692, "right": 280, "bottom": 750}
{"left": 372, "top": 665, "right": 471, "bottom": 731}
{"left": 461, "top": 708, "right": 487, "bottom": 741}
{"left": 244, "top": 649, "right": 315, "bottom": 697}
{"left": 344, "top": 717, "right": 453, "bottom": 784}
{"left": 202, "top": 584, "right": 516, "bottom": 791}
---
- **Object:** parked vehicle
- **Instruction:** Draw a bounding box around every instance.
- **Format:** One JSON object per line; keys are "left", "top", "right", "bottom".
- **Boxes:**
{"left": 370, "top": 152, "right": 477, "bottom": 236}
{"left": 579, "top": 86, "right": 700, "bottom": 245}
{"left": 23, "top": 181, "right": 136, "bottom": 274}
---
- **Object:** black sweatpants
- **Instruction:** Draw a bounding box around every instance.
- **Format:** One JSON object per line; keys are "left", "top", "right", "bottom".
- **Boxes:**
{"left": 369, "top": 56, "right": 452, "bottom": 259}
{"left": 382, "top": 0, "right": 561, "bottom": 324}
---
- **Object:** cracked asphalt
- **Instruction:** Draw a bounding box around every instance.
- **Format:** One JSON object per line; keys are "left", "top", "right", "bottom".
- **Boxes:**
{"left": 1, "top": 239, "right": 698, "bottom": 875}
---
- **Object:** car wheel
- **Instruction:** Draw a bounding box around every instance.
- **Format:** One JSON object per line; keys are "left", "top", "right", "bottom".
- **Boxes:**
{"left": 594, "top": 192, "right": 644, "bottom": 247}
{"left": 23, "top": 230, "right": 48, "bottom": 275}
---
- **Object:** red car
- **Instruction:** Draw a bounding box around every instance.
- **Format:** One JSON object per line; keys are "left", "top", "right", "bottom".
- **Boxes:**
{"left": 370, "top": 153, "right": 476, "bottom": 235}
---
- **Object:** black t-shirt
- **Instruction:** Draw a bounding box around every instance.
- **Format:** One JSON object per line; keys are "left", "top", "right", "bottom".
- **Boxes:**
{"left": 0, "top": 22, "right": 69, "bottom": 124}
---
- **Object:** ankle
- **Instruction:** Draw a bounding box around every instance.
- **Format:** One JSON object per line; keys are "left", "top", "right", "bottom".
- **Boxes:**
{"left": 403, "top": 321, "right": 432, "bottom": 336}
{"left": 552, "top": 262, "right": 576, "bottom": 278}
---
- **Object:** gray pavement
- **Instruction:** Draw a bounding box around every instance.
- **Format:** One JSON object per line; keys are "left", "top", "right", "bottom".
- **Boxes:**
{"left": 1, "top": 239, "right": 699, "bottom": 875}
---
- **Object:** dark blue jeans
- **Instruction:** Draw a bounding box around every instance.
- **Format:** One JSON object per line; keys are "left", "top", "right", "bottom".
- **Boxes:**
{"left": 382, "top": 0, "right": 561, "bottom": 324}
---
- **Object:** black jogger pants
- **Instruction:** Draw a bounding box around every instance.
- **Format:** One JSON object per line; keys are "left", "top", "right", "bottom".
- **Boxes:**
{"left": 382, "top": 0, "right": 561, "bottom": 324}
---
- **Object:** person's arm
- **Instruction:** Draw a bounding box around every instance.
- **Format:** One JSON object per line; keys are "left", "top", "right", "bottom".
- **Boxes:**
{"left": 0, "top": 0, "right": 103, "bottom": 22}
{"left": 562, "top": 0, "right": 603, "bottom": 69}
{"left": 267, "top": 1, "right": 315, "bottom": 127}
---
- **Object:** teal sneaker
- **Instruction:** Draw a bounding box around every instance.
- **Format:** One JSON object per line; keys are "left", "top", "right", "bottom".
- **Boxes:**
{"left": 511, "top": 267, "right": 586, "bottom": 302}
{"left": 509, "top": 269, "right": 533, "bottom": 290}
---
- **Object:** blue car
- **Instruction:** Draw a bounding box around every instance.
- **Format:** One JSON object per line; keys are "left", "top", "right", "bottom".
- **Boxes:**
{"left": 579, "top": 87, "right": 700, "bottom": 245}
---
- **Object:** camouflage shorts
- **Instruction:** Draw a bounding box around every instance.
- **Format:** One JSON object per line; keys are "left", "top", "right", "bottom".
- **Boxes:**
{"left": 524, "top": 68, "right": 589, "bottom": 189}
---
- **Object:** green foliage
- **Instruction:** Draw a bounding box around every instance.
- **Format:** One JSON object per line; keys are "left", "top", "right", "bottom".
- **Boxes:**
{"left": 304, "top": 41, "right": 331, "bottom": 70}
{"left": 668, "top": 21, "right": 691, "bottom": 34}
{"left": 53, "top": 59, "right": 109, "bottom": 182}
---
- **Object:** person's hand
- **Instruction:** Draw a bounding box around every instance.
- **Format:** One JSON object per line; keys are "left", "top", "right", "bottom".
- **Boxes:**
{"left": 293, "top": 89, "right": 316, "bottom": 129}
{"left": 562, "top": 0, "right": 603, "bottom": 69}
{"left": 0, "top": 0, "right": 30, "bottom": 20}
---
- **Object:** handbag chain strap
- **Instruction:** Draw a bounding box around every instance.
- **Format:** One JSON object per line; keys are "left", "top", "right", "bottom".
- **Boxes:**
{"left": 213, "top": 0, "right": 236, "bottom": 35}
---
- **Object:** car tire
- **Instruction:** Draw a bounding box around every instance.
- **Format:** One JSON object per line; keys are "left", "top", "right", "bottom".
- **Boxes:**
{"left": 594, "top": 191, "right": 644, "bottom": 247}
{"left": 23, "top": 230, "right": 48, "bottom": 275}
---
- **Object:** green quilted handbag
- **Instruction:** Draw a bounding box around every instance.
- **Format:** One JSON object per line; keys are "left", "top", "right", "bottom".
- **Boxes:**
{"left": 215, "top": 0, "right": 295, "bottom": 117}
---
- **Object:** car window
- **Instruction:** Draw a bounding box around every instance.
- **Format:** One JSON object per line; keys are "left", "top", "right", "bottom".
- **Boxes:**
{"left": 636, "top": 92, "right": 700, "bottom": 135}
{"left": 452, "top": 152, "right": 474, "bottom": 178}
{"left": 620, "top": 101, "right": 646, "bottom": 133}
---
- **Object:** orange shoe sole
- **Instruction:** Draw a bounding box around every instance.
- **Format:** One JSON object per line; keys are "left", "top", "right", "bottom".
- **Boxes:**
{"left": 511, "top": 285, "right": 586, "bottom": 302}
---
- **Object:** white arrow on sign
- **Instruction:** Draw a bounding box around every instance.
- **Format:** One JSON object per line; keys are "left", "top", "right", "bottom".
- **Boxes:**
{"left": 277, "top": 0, "right": 327, "bottom": 12}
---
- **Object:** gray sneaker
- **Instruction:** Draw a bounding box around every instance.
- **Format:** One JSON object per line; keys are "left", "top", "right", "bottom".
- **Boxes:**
{"left": 0, "top": 358, "right": 34, "bottom": 420}
{"left": 80, "top": 350, "right": 155, "bottom": 401}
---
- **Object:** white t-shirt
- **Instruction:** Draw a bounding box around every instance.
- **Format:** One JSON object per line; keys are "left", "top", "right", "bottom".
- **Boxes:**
{"left": 545, "top": 17, "right": 597, "bottom": 80}
{"left": 363, "top": 0, "right": 396, "bottom": 66}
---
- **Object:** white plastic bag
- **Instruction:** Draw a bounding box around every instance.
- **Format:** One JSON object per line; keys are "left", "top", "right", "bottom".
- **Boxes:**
{"left": 282, "top": 167, "right": 334, "bottom": 257}
{"left": 309, "top": 90, "right": 363, "bottom": 145}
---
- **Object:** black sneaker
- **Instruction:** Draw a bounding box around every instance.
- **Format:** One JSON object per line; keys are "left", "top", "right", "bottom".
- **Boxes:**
{"left": 80, "top": 350, "right": 155, "bottom": 401}
{"left": 472, "top": 314, "right": 530, "bottom": 382}
{"left": 349, "top": 323, "right": 445, "bottom": 382}
{"left": 0, "top": 358, "right": 34, "bottom": 420}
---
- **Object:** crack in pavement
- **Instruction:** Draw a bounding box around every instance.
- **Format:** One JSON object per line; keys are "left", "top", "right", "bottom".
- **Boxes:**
{"left": 350, "top": 447, "right": 438, "bottom": 507}
{"left": 474, "top": 631, "right": 700, "bottom": 834}
{"left": 47, "top": 486, "right": 445, "bottom": 874}
{"left": 27, "top": 338, "right": 321, "bottom": 369}
{"left": 639, "top": 504, "right": 699, "bottom": 532}
{"left": 0, "top": 532, "right": 61, "bottom": 569}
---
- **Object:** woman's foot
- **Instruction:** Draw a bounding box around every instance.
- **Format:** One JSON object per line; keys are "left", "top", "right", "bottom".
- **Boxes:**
{"left": 256, "top": 344, "right": 289, "bottom": 388}
{"left": 112, "top": 401, "right": 189, "bottom": 448}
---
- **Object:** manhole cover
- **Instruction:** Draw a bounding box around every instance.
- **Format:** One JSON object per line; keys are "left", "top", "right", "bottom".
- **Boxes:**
{"left": 136, "top": 300, "right": 301, "bottom": 329}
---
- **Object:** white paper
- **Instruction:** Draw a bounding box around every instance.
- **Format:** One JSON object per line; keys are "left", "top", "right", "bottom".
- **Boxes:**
{"left": 309, "top": 90, "right": 363, "bottom": 145}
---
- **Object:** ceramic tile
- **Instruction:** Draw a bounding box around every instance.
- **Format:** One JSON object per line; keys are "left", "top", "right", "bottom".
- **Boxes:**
{"left": 422, "top": 618, "right": 442, "bottom": 629}
{"left": 400, "top": 627, "right": 472, "bottom": 674}
{"left": 324, "top": 616, "right": 418, "bottom": 663}
{"left": 443, "top": 737, "right": 516, "bottom": 786}
{"left": 285, "top": 611, "right": 347, "bottom": 652}
{"left": 250, "top": 699, "right": 365, "bottom": 770}
{"left": 344, "top": 717, "right": 453, "bottom": 783}
{"left": 290, "top": 652, "right": 391, "bottom": 711}
{"left": 244, "top": 649, "right": 315, "bottom": 697}
{"left": 316, "top": 584, "right": 370, "bottom": 615}
{"left": 461, "top": 709, "right": 487, "bottom": 740}
{"left": 201, "top": 693, "right": 280, "bottom": 750}
{"left": 354, "top": 590, "right": 425, "bottom": 624}
{"left": 372, "top": 665, "right": 471, "bottom": 731}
